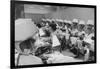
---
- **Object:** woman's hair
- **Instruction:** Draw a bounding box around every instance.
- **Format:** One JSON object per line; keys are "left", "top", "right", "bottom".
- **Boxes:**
{"left": 35, "top": 45, "right": 52, "bottom": 56}
{"left": 78, "top": 24, "right": 85, "bottom": 30}
{"left": 43, "top": 29, "right": 51, "bottom": 37}
{"left": 49, "top": 23, "right": 57, "bottom": 31}
{"left": 72, "top": 22, "right": 78, "bottom": 29}
{"left": 19, "top": 38, "right": 35, "bottom": 52}
{"left": 36, "top": 23, "right": 42, "bottom": 28}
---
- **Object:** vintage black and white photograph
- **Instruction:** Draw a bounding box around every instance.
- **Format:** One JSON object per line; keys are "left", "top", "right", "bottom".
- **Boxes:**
{"left": 11, "top": 1, "right": 96, "bottom": 68}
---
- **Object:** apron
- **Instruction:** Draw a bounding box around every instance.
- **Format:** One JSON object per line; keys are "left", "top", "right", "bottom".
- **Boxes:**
{"left": 39, "top": 28, "right": 45, "bottom": 37}
{"left": 52, "top": 34, "right": 61, "bottom": 47}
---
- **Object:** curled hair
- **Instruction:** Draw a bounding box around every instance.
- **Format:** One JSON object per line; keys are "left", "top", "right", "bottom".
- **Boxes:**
{"left": 19, "top": 38, "right": 35, "bottom": 52}
{"left": 49, "top": 23, "right": 57, "bottom": 31}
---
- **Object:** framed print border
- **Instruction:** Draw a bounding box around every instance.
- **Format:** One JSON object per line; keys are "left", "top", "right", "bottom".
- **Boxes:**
{"left": 10, "top": 1, "right": 97, "bottom": 69}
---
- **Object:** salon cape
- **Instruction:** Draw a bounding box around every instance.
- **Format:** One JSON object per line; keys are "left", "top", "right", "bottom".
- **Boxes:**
{"left": 84, "top": 33, "right": 94, "bottom": 51}
{"left": 78, "top": 31, "right": 85, "bottom": 36}
{"left": 47, "top": 53, "right": 83, "bottom": 63}
{"left": 70, "top": 37, "right": 78, "bottom": 44}
{"left": 71, "top": 29, "right": 78, "bottom": 36}
{"left": 84, "top": 33, "right": 94, "bottom": 39}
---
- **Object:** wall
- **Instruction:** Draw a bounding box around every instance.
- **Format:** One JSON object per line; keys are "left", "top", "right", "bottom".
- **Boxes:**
{"left": 24, "top": 4, "right": 53, "bottom": 23}
{"left": 24, "top": 5, "right": 94, "bottom": 23}
{"left": 24, "top": 4, "right": 52, "bottom": 14}
{"left": 51, "top": 7, "right": 94, "bottom": 22}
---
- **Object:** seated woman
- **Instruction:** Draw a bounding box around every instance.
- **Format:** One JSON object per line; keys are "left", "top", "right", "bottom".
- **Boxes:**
{"left": 18, "top": 38, "right": 43, "bottom": 65}
{"left": 49, "top": 23, "right": 61, "bottom": 52}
